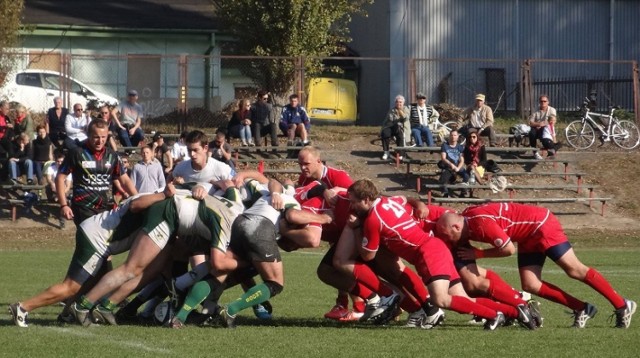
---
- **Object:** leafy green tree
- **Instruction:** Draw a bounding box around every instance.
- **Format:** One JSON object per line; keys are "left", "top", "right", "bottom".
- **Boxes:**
{"left": 0, "top": 0, "right": 24, "bottom": 87}
{"left": 213, "top": 0, "right": 372, "bottom": 99}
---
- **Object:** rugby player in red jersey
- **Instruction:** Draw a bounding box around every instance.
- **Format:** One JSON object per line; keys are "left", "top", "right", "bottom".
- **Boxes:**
{"left": 436, "top": 203, "right": 636, "bottom": 328}
{"left": 347, "top": 179, "right": 511, "bottom": 330}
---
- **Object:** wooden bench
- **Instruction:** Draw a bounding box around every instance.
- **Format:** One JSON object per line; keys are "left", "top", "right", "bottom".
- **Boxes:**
{"left": 422, "top": 196, "right": 612, "bottom": 216}
{"left": 398, "top": 157, "right": 574, "bottom": 176}
{"left": 0, "top": 184, "right": 48, "bottom": 221}
{"left": 408, "top": 171, "right": 587, "bottom": 192}
{"left": 420, "top": 183, "right": 600, "bottom": 204}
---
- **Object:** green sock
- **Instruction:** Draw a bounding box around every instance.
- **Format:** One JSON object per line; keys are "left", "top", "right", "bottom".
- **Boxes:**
{"left": 227, "top": 283, "right": 271, "bottom": 316}
{"left": 175, "top": 280, "right": 212, "bottom": 323}
{"left": 78, "top": 296, "right": 95, "bottom": 310}
{"left": 99, "top": 299, "right": 118, "bottom": 311}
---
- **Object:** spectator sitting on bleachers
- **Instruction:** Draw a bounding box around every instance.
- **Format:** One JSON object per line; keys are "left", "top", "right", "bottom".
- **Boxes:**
{"left": 229, "top": 99, "right": 254, "bottom": 146}
{"left": 9, "top": 133, "right": 35, "bottom": 185}
{"left": 45, "top": 97, "right": 68, "bottom": 150}
{"left": 98, "top": 105, "right": 119, "bottom": 152}
{"left": 251, "top": 90, "right": 278, "bottom": 148}
{"left": 409, "top": 92, "right": 437, "bottom": 147}
{"left": 13, "top": 104, "right": 34, "bottom": 141}
{"left": 462, "top": 129, "right": 487, "bottom": 185}
{"left": 541, "top": 116, "right": 560, "bottom": 159}
{"left": 208, "top": 130, "right": 235, "bottom": 171}
{"left": 280, "top": 94, "right": 310, "bottom": 146}
{"left": 0, "top": 101, "right": 14, "bottom": 141}
{"left": 115, "top": 89, "right": 145, "bottom": 147}
{"left": 45, "top": 152, "right": 71, "bottom": 203}
{"left": 171, "top": 130, "right": 189, "bottom": 164}
{"left": 529, "top": 95, "right": 557, "bottom": 159}
{"left": 380, "top": 94, "right": 411, "bottom": 160}
{"left": 151, "top": 132, "right": 173, "bottom": 177}
{"left": 64, "top": 103, "right": 89, "bottom": 151}
{"left": 130, "top": 145, "right": 165, "bottom": 194}
{"left": 458, "top": 93, "right": 497, "bottom": 147}
{"left": 111, "top": 154, "right": 131, "bottom": 205}
{"left": 438, "top": 129, "right": 469, "bottom": 197}
{"left": 32, "top": 125, "right": 53, "bottom": 185}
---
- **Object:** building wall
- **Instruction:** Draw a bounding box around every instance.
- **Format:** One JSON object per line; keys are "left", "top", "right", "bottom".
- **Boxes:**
{"left": 349, "top": 0, "right": 640, "bottom": 120}
{"left": 348, "top": 0, "right": 391, "bottom": 125}
{"left": 16, "top": 33, "right": 235, "bottom": 114}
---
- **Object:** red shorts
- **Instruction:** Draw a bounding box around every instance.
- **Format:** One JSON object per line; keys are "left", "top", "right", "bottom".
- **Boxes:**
{"left": 517, "top": 213, "right": 569, "bottom": 254}
{"left": 413, "top": 237, "right": 460, "bottom": 284}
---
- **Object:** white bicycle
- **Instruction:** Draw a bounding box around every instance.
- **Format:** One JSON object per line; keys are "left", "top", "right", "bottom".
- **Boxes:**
{"left": 565, "top": 98, "right": 640, "bottom": 150}
{"left": 428, "top": 117, "right": 460, "bottom": 145}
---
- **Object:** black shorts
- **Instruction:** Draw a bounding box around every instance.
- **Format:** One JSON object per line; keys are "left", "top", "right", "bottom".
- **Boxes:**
{"left": 229, "top": 214, "right": 280, "bottom": 263}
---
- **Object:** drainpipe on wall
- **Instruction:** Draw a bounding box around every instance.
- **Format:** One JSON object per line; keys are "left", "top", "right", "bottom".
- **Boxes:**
{"left": 204, "top": 32, "right": 215, "bottom": 110}
{"left": 609, "top": 0, "right": 614, "bottom": 78}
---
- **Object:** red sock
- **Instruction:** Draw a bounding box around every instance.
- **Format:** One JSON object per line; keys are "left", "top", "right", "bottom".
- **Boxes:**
{"left": 488, "top": 279, "right": 526, "bottom": 307}
{"left": 353, "top": 262, "right": 393, "bottom": 296}
{"left": 352, "top": 298, "right": 365, "bottom": 313}
{"left": 475, "top": 298, "right": 519, "bottom": 319}
{"left": 400, "top": 295, "right": 422, "bottom": 312}
{"left": 485, "top": 269, "right": 525, "bottom": 304}
{"left": 583, "top": 268, "right": 626, "bottom": 309}
{"left": 397, "top": 267, "right": 428, "bottom": 302}
{"left": 449, "top": 295, "right": 497, "bottom": 320}
{"left": 538, "top": 281, "right": 584, "bottom": 311}
{"left": 349, "top": 282, "right": 374, "bottom": 300}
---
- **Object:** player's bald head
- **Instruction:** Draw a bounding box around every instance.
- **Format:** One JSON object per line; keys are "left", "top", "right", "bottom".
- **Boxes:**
{"left": 436, "top": 212, "right": 464, "bottom": 243}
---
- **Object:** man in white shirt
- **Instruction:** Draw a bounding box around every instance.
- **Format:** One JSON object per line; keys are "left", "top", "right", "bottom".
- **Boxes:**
{"left": 529, "top": 95, "right": 557, "bottom": 159}
{"left": 64, "top": 103, "right": 89, "bottom": 150}
{"left": 171, "top": 131, "right": 189, "bottom": 164}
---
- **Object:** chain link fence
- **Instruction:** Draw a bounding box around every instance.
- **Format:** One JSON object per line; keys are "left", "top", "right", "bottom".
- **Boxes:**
{"left": 0, "top": 52, "right": 638, "bottom": 132}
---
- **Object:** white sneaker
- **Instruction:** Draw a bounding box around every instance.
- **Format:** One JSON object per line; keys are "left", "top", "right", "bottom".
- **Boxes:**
{"left": 421, "top": 308, "right": 445, "bottom": 329}
{"left": 404, "top": 309, "right": 425, "bottom": 328}
{"left": 534, "top": 152, "right": 544, "bottom": 160}
{"left": 241, "top": 140, "right": 248, "bottom": 147}
{"left": 361, "top": 292, "right": 400, "bottom": 323}
{"left": 381, "top": 152, "right": 389, "bottom": 160}
{"left": 9, "top": 303, "right": 28, "bottom": 328}
{"left": 572, "top": 302, "right": 597, "bottom": 328}
{"left": 615, "top": 299, "right": 637, "bottom": 328}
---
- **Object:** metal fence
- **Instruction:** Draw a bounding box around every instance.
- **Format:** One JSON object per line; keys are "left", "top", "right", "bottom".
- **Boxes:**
{"left": 1, "top": 52, "right": 638, "bottom": 130}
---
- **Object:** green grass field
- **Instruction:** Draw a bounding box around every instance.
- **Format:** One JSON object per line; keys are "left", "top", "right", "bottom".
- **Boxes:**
{"left": 1, "top": 238, "right": 639, "bottom": 357}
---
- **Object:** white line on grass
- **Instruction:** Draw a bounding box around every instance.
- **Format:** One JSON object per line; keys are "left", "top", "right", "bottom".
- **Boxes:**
{"left": 44, "top": 327, "right": 171, "bottom": 354}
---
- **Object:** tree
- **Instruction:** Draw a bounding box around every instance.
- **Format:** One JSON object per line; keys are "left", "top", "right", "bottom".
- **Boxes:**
{"left": 213, "top": 0, "right": 372, "bottom": 99}
{"left": 0, "top": 0, "right": 25, "bottom": 87}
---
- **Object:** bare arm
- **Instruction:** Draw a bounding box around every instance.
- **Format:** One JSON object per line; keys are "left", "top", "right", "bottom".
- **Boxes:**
{"left": 285, "top": 208, "right": 332, "bottom": 226}
{"left": 118, "top": 173, "right": 138, "bottom": 196}
{"left": 129, "top": 184, "right": 175, "bottom": 213}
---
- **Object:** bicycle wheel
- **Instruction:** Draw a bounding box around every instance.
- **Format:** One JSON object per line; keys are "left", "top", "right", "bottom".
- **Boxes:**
{"left": 612, "top": 119, "right": 640, "bottom": 149}
{"left": 442, "top": 121, "right": 465, "bottom": 145}
{"left": 564, "top": 120, "right": 595, "bottom": 150}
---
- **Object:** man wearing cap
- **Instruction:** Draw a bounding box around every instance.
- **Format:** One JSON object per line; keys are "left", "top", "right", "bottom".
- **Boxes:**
{"left": 409, "top": 93, "right": 438, "bottom": 147}
{"left": 115, "top": 89, "right": 145, "bottom": 148}
{"left": 458, "top": 94, "right": 497, "bottom": 147}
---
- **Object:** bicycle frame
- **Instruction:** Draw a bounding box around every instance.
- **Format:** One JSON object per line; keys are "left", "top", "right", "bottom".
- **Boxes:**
{"left": 581, "top": 107, "right": 616, "bottom": 139}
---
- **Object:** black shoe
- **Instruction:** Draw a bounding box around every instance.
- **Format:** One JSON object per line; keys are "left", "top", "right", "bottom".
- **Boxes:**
{"left": 26, "top": 179, "right": 34, "bottom": 185}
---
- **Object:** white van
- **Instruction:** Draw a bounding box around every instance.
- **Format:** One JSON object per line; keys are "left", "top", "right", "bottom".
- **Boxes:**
{"left": 0, "top": 69, "right": 119, "bottom": 113}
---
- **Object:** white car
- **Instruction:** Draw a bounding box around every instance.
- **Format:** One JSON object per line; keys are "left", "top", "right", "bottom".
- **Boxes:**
{"left": 0, "top": 69, "right": 119, "bottom": 113}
